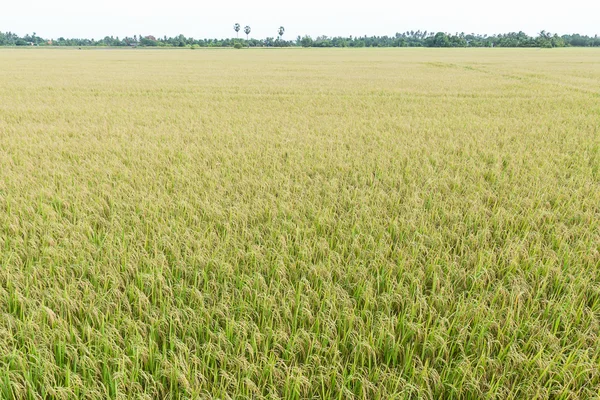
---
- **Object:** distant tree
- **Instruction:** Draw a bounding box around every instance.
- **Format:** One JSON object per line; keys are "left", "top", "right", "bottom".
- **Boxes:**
{"left": 537, "top": 30, "right": 553, "bottom": 48}
{"left": 300, "top": 35, "right": 313, "bottom": 47}
{"left": 551, "top": 34, "right": 565, "bottom": 48}
{"left": 234, "top": 23, "right": 240, "bottom": 38}
{"left": 140, "top": 36, "right": 158, "bottom": 46}
{"left": 278, "top": 26, "right": 285, "bottom": 42}
{"left": 244, "top": 26, "right": 251, "bottom": 47}
{"left": 431, "top": 32, "right": 450, "bottom": 47}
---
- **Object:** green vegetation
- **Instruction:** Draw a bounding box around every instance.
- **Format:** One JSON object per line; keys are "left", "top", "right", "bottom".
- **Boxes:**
{"left": 0, "top": 48, "right": 599, "bottom": 398}
{"left": 1, "top": 30, "right": 600, "bottom": 48}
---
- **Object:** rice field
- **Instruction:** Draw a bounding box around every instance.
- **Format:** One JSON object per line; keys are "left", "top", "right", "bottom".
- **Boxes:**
{"left": 0, "top": 47, "right": 599, "bottom": 399}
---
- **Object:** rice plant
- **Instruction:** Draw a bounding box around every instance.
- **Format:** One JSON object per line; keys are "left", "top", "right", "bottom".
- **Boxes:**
{"left": 0, "top": 48, "right": 599, "bottom": 399}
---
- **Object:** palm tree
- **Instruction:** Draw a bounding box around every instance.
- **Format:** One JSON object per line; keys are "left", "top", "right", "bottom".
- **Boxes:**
{"left": 278, "top": 26, "right": 285, "bottom": 43}
{"left": 244, "top": 26, "right": 251, "bottom": 47}
{"left": 234, "top": 23, "right": 240, "bottom": 39}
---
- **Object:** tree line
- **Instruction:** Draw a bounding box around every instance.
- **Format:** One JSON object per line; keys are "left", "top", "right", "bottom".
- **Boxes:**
{"left": 1, "top": 30, "right": 599, "bottom": 48}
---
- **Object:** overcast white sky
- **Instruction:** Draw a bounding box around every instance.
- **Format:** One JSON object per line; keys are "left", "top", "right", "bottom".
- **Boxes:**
{"left": 1, "top": 0, "right": 599, "bottom": 40}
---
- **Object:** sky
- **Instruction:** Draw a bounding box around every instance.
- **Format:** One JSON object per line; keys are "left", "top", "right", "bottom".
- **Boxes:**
{"left": 1, "top": 0, "right": 599, "bottom": 40}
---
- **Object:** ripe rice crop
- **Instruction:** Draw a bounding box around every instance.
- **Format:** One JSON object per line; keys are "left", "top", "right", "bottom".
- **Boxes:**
{"left": 0, "top": 47, "right": 599, "bottom": 399}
